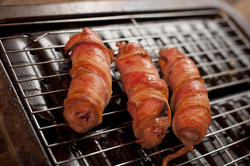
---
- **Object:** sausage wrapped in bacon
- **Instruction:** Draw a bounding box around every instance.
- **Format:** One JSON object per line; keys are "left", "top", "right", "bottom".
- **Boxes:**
{"left": 115, "top": 42, "right": 171, "bottom": 149}
{"left": 158, "top": 48, "right": 211, "bottom": 165}
{"left": 63, "top": 28, "right": 113, "bottom": 133}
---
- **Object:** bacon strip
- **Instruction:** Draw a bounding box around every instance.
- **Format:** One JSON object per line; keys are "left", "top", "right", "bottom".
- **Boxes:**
{"left": 115, "top": 42, "right": 171, "bottom": 149}
{"left": 159, "top": 48, "right": 211, "bottom": 164}
{"left": 162, "top": 145, "right": 194, "bottom": 166}
{"left": 63, "top": 28, "right": 113, "bottom": 133}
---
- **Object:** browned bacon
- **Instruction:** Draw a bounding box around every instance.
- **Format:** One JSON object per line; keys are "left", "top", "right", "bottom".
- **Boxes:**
{"left": 115, "top": 42, "right": 171, "bottom": 149}
{"left": 159, "top": 48, "right": 211, "bottom": 165}
{"left": 63, "top": 28, "right": 113, "bottom": 133}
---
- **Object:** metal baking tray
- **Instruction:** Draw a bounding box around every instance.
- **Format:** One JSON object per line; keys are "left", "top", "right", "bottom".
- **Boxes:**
{"left": 0, "top": 1, "right": 249, "bottom": 166}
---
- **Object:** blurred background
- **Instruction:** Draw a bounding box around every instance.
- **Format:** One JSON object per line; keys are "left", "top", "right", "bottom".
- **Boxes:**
{"left": 0, "top": 0, "right": 249, "bottom": 23}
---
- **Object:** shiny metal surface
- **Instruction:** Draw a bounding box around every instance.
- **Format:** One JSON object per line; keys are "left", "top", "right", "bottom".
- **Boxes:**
{"left": 0, "top": 10, "right": 249, "bottom": 166}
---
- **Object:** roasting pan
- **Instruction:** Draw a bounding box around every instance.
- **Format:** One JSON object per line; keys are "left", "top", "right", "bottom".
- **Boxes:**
{"left": 0, "top": 0, "right": 249, "bottom": 165}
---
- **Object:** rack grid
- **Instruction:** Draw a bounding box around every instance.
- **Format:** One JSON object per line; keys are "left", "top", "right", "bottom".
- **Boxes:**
{"left": 0, "top": 9, "right": 249, "bottom": 166}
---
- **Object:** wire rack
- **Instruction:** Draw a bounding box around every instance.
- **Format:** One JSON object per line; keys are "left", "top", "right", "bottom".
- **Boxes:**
{"left": 0, "top": 9, "right": 250, "bottom": 166}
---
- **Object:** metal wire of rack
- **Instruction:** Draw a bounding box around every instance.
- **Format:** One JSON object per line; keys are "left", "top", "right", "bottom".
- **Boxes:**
{"left": 0, "top": 9, "right": 249, "bottom": 166}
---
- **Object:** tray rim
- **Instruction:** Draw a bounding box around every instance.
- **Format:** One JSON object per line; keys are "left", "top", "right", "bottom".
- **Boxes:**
{"left": 0, "top": 1, "right": 249, "bottom": 165}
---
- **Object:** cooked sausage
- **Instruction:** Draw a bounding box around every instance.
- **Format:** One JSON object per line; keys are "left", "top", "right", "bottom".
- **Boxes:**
{"left": 158, "top": 48, "right": 211, "bottom": 165}
{"left": 63, "top": 27, "right": 113, "bottom": 133}
{"left": 115, "top": 42, "right": 171, "bottom": 149}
